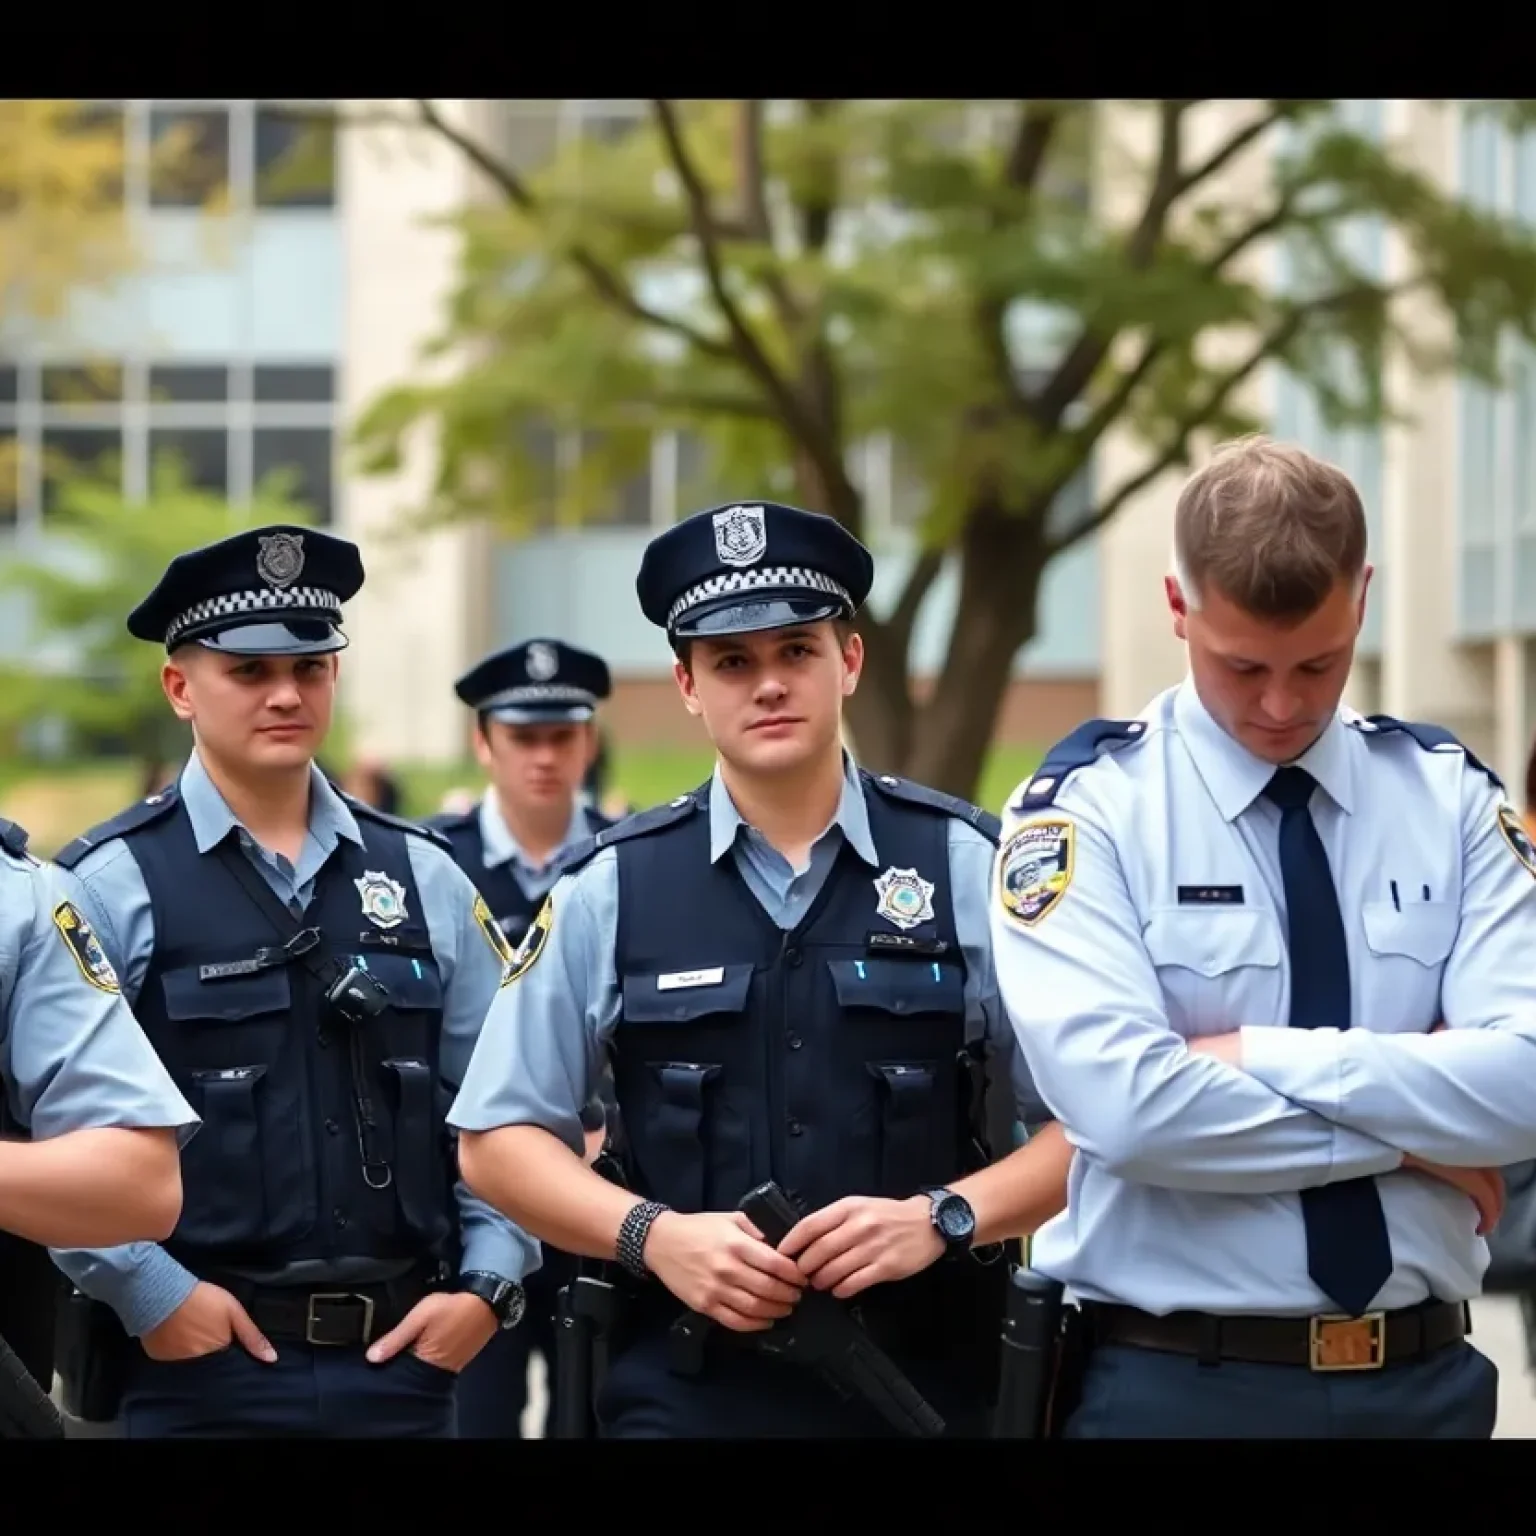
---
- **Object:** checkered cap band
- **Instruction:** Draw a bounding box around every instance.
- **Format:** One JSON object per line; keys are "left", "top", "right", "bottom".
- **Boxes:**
{"left": 666, "top": 565, "right": 851, "bottom": 628}
{"left": 165, "top": 585, "right": 342, "bottom": 647}
{"left": 483, "top": 684, "right": 597, "bottom": 709}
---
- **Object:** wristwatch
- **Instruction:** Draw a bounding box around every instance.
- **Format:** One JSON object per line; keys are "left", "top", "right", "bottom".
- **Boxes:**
{"left": 459, "top": 1271, "right": 526, "bottom": 1330}
{"left": 921, "top": 1187, "right": 977, "bottom": 1252}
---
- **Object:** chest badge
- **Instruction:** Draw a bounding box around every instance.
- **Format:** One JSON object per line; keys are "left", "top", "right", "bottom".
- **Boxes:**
{"left": 873, "top": 866, "right": 935, "bottom": 931}
{"left": 355, "top": 870, "right": 408, "bottom": 929}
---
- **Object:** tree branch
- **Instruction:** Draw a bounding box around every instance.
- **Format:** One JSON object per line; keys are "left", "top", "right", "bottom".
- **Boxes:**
{"left": 390, "top": 100, "right": 737, "bottom": 365}
{"left": 885, "top": 545, "right": 945, "bottom": 654}
{"left": 651, "top": 99, "right": 853, "bottom": 506}
{"left": 734, "top": 100, "right": 802, "bottom": 330}
{"left": 1046, "top": 279, "right": 1420, "bottom": 558}
{"left": 1004, "top": 101, "right": 1061, "bottom": 191}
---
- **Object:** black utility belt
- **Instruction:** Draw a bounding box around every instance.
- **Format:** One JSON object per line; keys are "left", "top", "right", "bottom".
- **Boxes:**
{"left": 1081, "top": 1298, "right": 1470, "bottom": 1372}
{"left": 205, "top": 1269, "right": 442, "bottom": 1349}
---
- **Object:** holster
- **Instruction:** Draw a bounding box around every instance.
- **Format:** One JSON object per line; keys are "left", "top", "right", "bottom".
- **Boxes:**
{"left": 991, "top": 1265, "right": 1086, "bottom": 1439}
{"left": 54, "top": 1289, "right": 131, "bottom": 1424}
{"left": 552, "top": 1273, "right": 619, "bottom": 1439}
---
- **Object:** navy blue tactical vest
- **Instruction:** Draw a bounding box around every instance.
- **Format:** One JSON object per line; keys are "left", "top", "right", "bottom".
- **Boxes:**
{"left": 580, "top": 770, "right": 1005, "bottom": 1373}
{"left": 56, "top": 788, "right": 456, "bottom": 1278}
{"left": 428, "top": 802, "right": 613, "bottom": 940}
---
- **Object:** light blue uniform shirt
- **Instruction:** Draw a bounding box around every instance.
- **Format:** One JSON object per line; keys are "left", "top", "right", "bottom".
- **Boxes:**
{"left": 0, "top": 842, "right": 196, "bottom": 1145}
{"left": 450, "top": 755, "right": 1041, "bottom": 1148}
{"left": 50, "top": 750, "right": 536, "bottom": 1338}
{"left": 992, "top": 678, "right": 1536, "bottom": 1316}
{"left": 477, "top": 790, "right": 592, "bottom": 910}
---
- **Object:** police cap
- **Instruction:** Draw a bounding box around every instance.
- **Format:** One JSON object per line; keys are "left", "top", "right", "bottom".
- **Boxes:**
{"left": 636, "top": 500, "right": 874, "bottom": 641}
{"left": 455, "top": 639, "right": 612, "bottom": 725}
{"left": 127, "top": 525, "right": 363, "bottom": 656}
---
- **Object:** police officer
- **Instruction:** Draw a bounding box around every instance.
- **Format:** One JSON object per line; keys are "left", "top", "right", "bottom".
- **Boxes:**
{"left": 0, "top": 825, "right": 194, "bottom": 1251}
{"left": 993, "top": 436, "right": 1534, "bottom": 1439}
{"left": 449, "top": 500, "right": 1073, "bottom": 1438}
{"left": 426, "top": 637, "right": 617, "bottom": 1438}
{"left": 47, "top": 525, "right": 536, "bottom": 1439}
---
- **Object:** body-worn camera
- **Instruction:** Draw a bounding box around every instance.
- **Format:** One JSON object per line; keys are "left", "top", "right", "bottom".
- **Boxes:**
{"left": 326, "top": 964, "right": 392, "bottom": 1024}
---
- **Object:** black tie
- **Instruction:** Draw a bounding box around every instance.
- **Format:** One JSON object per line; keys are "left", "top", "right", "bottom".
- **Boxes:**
{"left": 1263, "top": 765, "right": 1393, "bottom": 1316}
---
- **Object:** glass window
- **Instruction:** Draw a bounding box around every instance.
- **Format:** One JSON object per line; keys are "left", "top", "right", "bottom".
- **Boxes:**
{"left": 148, "top": 428, "right": 229, "bottom": 496}
{"left": 40, "top": 426, "right": 123, "bottom": 515}
{"left": 41, "top": 362, "right": 123, "bottom": 404}
{"left": 148, "top": 364, "right": 228, "bottom": 403}
{"left": 149, "top": 107, "right": 230, "bottom": 208}
{"left": 254, "top": 103, "right": 337, "bottom": 209}
{"left": 0, "top": 366, "right": 16, "bottom": 406}
{"left": 0, "top": 434, "right": 17, "bottom": 526}
{"left": 253, "top": 426, "right": 333, "bottom": 524}
{"left": 253, "top": 364, "right": 334, "bottom": 403}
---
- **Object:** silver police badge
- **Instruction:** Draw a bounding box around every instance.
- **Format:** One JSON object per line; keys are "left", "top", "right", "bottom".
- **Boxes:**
{"left": 712, "top": 504, "right": 767, "bottom": 568}
{"left": 256, "top": 531, "right": 305, "bottom": 589}
{"left": 873, "top": 866, "right": 935, "bottom": 931}
{"left": 525, "top": 641, "right": 559, "bottom": 682}
{"left": 355, "top": 870, "right": 408, "bottom": 929}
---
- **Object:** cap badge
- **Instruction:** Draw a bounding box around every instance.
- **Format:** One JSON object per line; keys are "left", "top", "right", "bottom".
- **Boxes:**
{"left": 712, "top": 505, "right": 767, "bottom": 569}
{"left": 256, "top": 532, "right": 305, "bottom": 590}
{"left": 525, "top": 641, "right": 559, "bottom": 682}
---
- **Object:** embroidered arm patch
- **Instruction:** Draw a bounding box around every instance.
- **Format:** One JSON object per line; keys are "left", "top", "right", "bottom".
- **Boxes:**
{"left": 472, "top": 893, "right": 515, "bottom": 966}
{"left": 997, "top": 817, "right": 1076, "bottom": 927}
{"left": 501, "top": 897, "right": 552, "bottom": 987}
{"left": 1497, "top": 803, "right": 1536, "bottom": 878}
{"left": 52, "top": 900, "right": 121, "bottom": 992}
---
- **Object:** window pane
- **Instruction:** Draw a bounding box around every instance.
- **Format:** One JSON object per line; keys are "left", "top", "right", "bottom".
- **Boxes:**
{"left": 149, "top": 428, "right": 229, "bottom": 496}
{"left": 674, "top": 431, "right": 721, "bottom": 516}
{"left": 0, "top": 434, "right": 18, "bottom": 526}
{"left": 41, "top": 426, "right": 123, "bottom": 515}
{"left": 149, "top": 107, "right": 230, "bottom": 208}
{"left": 148, "top": 364, "right": 228, "bottom": 403}
{"left": 41, "top": 362, "right": 123, "bottom": 404}
{"left": 254, "top": 103, "right": 337, "bottom": 209}
{"left": 0, "top": 367, "right": 16, "bottom": 405}
{"left": 253, "top": 364, "right": 334, "bottom": 403}
{"left": 62, "top": 103, "right": 127, "bottom": 205}
{"left": 253, "top": 427, "right": 332, "bottom": 524}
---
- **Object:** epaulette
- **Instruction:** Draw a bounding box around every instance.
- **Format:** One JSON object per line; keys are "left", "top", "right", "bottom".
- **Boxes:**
{"left": 1008, "top": 717, "right": 1149, "bottom": 814}
{"left": 862, "top": 771, "right": 1001, "bottom": 846}
{"left": 339, "top": 792, "right": 453, "bottom": 853}
{"left": 561, "top": 788, "right": 704, "bottom": 876}
{"left": 421, "top": 806, "right": 475, "bottom": 836}
{"left": 1350, "top": 714, "right": 1504, "bottom": 791}
{"left": 54, "top": 785, "right": 182, "bottom": 870}
{"left": 583, "top": 804, "right": 620, "bottom": 836}
{"left": 0, "top": 817, "right": 30, "bottom": 862}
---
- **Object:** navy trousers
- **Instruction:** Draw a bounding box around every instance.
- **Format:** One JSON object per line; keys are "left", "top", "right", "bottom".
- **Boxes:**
{"left": 119, "top": 1342, "right": 459, "bottom": 1438}
{"left": 595, "top": 1328, "right": 991, "bottom": 1439}
{"left": 455, "top": 1250, "right": 570, "bottom": 1437}
{"left": 1062, "top": 1339, "right": 1499, "bottom": 1438}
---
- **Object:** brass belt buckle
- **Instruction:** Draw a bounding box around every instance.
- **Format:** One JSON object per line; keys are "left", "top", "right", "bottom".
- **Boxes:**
{"left": 1308, "top": 1311, "right": 1385, "bottom": 1371}
{"left": 305, "top": 1291, "right": 376, "bottom": 1347}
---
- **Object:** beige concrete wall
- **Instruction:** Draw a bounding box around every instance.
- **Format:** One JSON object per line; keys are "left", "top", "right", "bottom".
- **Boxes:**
{"left": 336, "top": 99, "right": 496, "bottom": 764}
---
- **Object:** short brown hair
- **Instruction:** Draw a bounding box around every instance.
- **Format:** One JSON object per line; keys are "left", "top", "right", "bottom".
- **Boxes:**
{"left": 1173, "top": 435, "right": 1368, "bottom": 620}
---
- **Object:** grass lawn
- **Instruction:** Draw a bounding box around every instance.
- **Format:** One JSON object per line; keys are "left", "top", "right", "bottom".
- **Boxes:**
{"left": 1, "top": 744, "right": 1045, "bottom": 860}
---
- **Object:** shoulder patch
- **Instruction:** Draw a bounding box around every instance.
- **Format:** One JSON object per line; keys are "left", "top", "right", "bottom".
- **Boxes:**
{"left": 472, "top": 892, "right": 516, "bottom": 966}
{"left": 1497, "top": 803, "right": 1536, "bottom": 878}
{"left": 1010, "top": 718, "right": 1149, "bottom": 814}
{"left": 51, "top": 900, "right": 121, "bottom": 992}
{"left": 54, "top": 787, "right": 181, "bottom": 870}
{"left": 0, "top": 817, "right": 29, "bottom": 860}
{"left": 997, "top": 816, "right": 1075, "bottom": 926}
{"left": 340, "top": 793, "right": 453, "bottom": 853}
{"left": 501, "top": 895, "right": 552, "bottom": 986}
{"left": 561, "top": 790, "right": 703, "bottom": 877}
{"left": 862, "top": 772, "right": 1001, "bottom": 845}
{"left": 1351, "top": 715, "right": 1504, "bottom": 791}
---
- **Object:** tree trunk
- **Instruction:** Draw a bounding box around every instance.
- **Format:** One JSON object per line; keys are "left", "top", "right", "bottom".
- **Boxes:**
{"left": 903, "top": 510, "right": 1048, "bottom": 801}
{"left": 844, "top": 616, "right": 916, "bottom": 773}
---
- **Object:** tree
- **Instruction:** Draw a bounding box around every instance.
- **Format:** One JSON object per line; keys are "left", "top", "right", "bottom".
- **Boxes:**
{"left": 350, "top": 99, "right": 1536, "bottom": 798}
{"left": 0, "top": 454, "right": 327, "bottom": 791}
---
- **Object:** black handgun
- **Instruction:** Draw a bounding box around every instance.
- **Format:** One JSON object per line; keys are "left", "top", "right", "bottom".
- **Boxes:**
{"left": 991, "top": 1264, "right": 1066, "bottom": 1438}
{"left": 0, "top": 1329, "right": 63, "bottom": 1439}
{"left": 736, "top": 1181, "right": 947, "bottom": 1438}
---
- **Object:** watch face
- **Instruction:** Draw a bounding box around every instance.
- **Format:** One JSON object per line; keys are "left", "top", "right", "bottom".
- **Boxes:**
{"left": 501, "top": 1284, "right": 526, "bottom": 1330}
{"left": 936, "top": 1196, "right": 974, "bottom": 1241}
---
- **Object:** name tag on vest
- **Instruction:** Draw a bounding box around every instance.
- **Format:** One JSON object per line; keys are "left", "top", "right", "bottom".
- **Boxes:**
{"left": 1177, "top": 885, "right": 1244, "bottom": 906}
{"left": 199, "top": 957, "right": 266, "bottom": 981}
{"left": 657, "top": 968, "right": 725, "bottom": 991}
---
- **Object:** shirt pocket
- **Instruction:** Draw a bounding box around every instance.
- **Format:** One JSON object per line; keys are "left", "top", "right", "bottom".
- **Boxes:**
{"left": 1359, "top": 901, "right": 1458, "bottom": 1032}
{"left": 1142, "top": 908, "right": 1284, "bottom": 1037}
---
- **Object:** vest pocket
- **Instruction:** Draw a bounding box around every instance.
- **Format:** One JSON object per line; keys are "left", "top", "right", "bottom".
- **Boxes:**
{"left": 380, "top": 1057, "right": 452, "bottom": 1247}
{"left": 161, "top": 967, "right": 315, "bottom": 1249}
